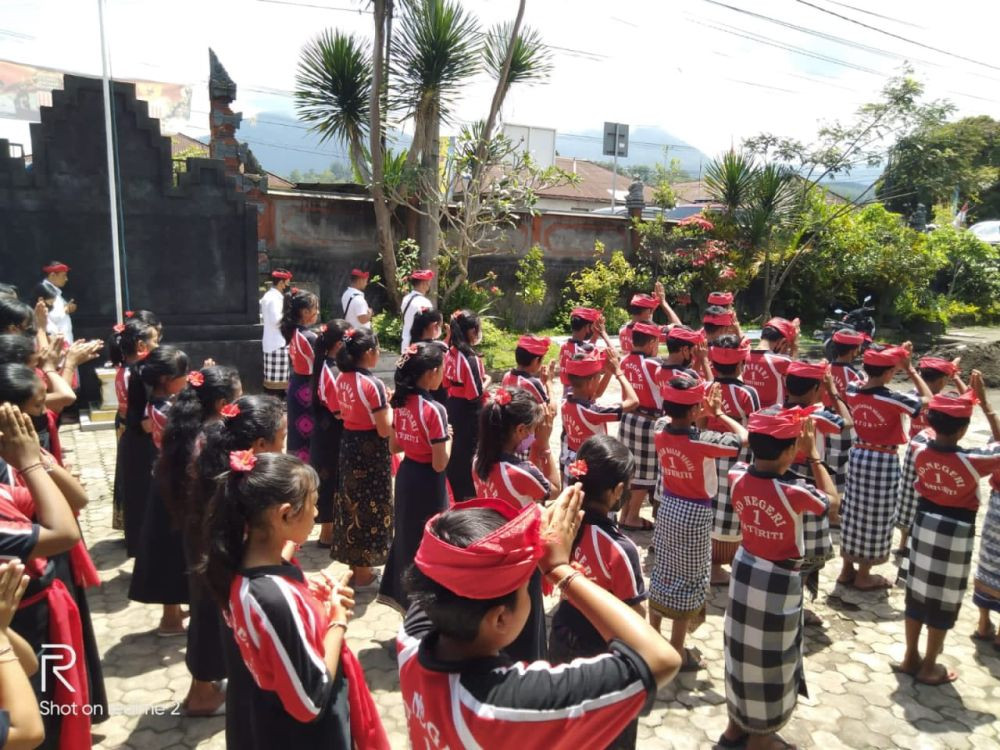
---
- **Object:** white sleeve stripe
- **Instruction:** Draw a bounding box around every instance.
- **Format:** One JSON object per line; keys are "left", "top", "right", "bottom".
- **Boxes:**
{"left": 590, "top": 526, "right": 612, "bottom": 581}
{"left": 593, "top": 526, "right": 640, "bottom": 598}
{"left": 238, "top": 578, "right": 261, "bottom": 648}
{"left": 450, "top": 673, "right": 485, "bottom": 750}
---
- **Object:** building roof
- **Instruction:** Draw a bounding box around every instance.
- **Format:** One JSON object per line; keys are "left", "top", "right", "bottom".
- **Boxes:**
{"left": 534, "top": 157, "right": 655, "bottom": 204}
{"left": 170, "top": 132, "right": 209, "bottom": 157}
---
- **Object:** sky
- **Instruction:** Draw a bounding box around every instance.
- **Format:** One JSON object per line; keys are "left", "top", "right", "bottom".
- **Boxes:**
{"left": 2, "top": 0, "right": 999, "bottom": 173}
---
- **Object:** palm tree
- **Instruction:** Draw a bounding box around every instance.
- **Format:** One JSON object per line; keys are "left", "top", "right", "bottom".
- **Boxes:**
{"left": 704, "top": 149, "right": 757, "bottom": 216}
{"left": 294, "top": 30, "right": 373, "bottom": 182}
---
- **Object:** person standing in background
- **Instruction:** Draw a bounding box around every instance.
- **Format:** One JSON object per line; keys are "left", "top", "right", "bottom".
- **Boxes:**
{"left": 341, "top": 269, "right": 372, "bottom": 331}
{"left": 260, "top": 269, "right": 292, "bottom": 396}
{"left": 40, "top": 261, "right": 74, "bottom": 342}
{"left": 400, "top": 270, "right": 434, "bottom": 352}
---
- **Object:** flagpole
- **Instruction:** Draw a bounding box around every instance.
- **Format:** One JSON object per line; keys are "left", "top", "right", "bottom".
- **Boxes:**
{"left": 97, "top": 0, "right": 124, "bottom": 325}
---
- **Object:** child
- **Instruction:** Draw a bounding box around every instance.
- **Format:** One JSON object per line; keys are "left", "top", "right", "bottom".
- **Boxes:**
{"left": 705, "top": 335, "right": 759, "bottom": 585}
{"left": 708, "top": 290, "right": 735, "bottom": 308}
{"left": 660, "top": 325, "right": 710, "bottom": 382}
{"left": 202, "top": 451, "right": 387, "bottom": 750}
{"left": 548, "top": 435, "right": 646, "bottom": 750}
{"left": 128, "top": 346, "right": 191, "bottom": 635}
{"left": 618, "top": 282, "right": 681, "bottom": 353}
{"left": 702, "top": 306, "right": 740, "bottom": 344}
{"left": 444, "top": 310, "right": 490, "bottom": 500}
{"left": 719, "top": 409, "right": 833, "bottom": 750}
{"left": 408, "top": 308, "right": 448, "bottom": 403}
{"left": 397, "top": 486, "right": 681, "bottom": 749}
{"left": 618, "top": 321, "right": 668, "bottom": 531}
{"left": 310, "top": 320, "right": 352, "bottom": 548}
{"left": 333, "top": 328, "right": 393, "bottom": 589}
{"left": 898, "top": 374, "right": 1000, "bottom": 685}
{"left": 558, "top": 307, "right": 606, "bottom": 388}
{"left": 839, "top": 344, "right": 931, "bottom": 591}
{"left": 745, "top": 317, "right": 799, "bottom": 408}
{"left": 280, "top": 287, "right": 320, "bottom": 461}
{"left": 472, "top": 386, "right": 559, "bottom": 661}
{"left": 649, "top": 377, "right": 745, "bottom": 671}
{"left": 378, "top": 342, "right": 451, "bottom": 614}
{"left": 973, "top": 394, "right": 1000, "bottom": 648}
{"left": 502, "top": 334, "right": 554, "bottom": 407}
{"left": 823, "top": 329, "right": 867, "bottom": 498}
{"left": 561, "top": 348, "right": 639, "bottom": 480}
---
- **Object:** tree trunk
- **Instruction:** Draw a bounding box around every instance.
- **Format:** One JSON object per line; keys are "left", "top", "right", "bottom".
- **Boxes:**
{"left": 419, "top": 101, "right": 441, "bottom": 302}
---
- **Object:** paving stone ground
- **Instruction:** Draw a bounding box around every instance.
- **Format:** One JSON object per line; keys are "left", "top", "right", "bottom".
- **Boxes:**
{"left": 66, "top": 385, "right": 1000, "bottom": 749}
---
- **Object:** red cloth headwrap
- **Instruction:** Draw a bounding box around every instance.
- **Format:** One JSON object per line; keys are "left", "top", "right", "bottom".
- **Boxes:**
{"left": 703, "top": 311, "right": 736, "bottom": 326}
{"left": 748, "top": 405, "right": 820, "bottom": 438}
{"left": 660, "top": 379, "right": 709, "bottom": 405}
{"left": 863, "top": 346, "right": 908, "bottom": 367}
{"left": 410, "top": 269, "right": 435, "bottom": 281}
{"left": 570, "top": 307, "right": 602, "bottom": 322}
{"left": 764, "top": 317, "right": 799, "bottom": 342}
{"left": 270, "top": 269, "right": 292, "bottom": 280}
{"left": 415, "top": 498, "right": 544, "bottom": 599}
{"left": 786, "top": 360, "right": 830, "bottom": 380}
{"left": 832, "top": 329, "right": 869, "bottom": 346}
{"left": 350, "top": 268, "right": 370, "bottom": 279}
{"left": 667, "top": 326, "right": 706, "bottom": 345}
{"left": 709, "top": 339, "right": 751, "bottom": 365}
{"left": 564, "top": 350, "right": 606, "bottom": 377}
{"left": 516, "top": 335, "right": 551, "bottom": 356}
{"left": 918, "top": 357, "right": 958, "bottom": 377}
{"left": 928, "top": 390, "right": 977, "bottom": 418}
{"left": 632, "top": 321, "right": 662, "bottom": 338}
{"left": 629, "top": 294, "right": 659, "bottom": 309}
{"left": 707, "top": 291, "right": 734, "bottom": 306}
{"left": 43, "top": 263, "right": 70, "bottom": 274}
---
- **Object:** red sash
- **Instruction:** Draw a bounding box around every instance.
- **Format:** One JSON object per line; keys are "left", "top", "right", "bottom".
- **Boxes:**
{"left": 21, "top": 579, "right": 91, "bottom": 750}
{"left": 341, "top": 643, "right": 390, "bottom": 749}
{"left": 68, "top": 541, "right": 100, "bottom": 588}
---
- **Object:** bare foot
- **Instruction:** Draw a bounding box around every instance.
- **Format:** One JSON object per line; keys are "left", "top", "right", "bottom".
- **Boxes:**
{"left": 852, "top": 573, "right": 892, "bottom": 591}
{"left": 915, "top": 663, "right": 958, "bottom": 685}
{"left": 891, "top": 659, "right": 920, "bottom": 676}
{"left": 803, "top": 609, "right": 823, "bottom": 627}
{"left": 184, "top": 681, "right": 226, "bottom": 716}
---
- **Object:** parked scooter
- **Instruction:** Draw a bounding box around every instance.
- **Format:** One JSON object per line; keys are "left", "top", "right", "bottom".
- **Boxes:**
{"left": 818, "top": 295, "right": 876, "bottom": 360}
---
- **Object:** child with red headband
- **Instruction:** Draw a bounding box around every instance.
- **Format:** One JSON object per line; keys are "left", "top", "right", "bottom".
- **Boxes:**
{"left": 659, "top": 324, "right": 711, "bottom": 386}
{"left": 398, "top": 486, "right": 681, "bottom": 749}
{"left": 839, "top": 343, "right": 931, "bottom": 591}
{"left": 719, "top": 408, "right": 833, "bottom": 750}
{"left": 895, "top": 372, "right": 1000, "bottom": 686}
{"left": 823, "top": 329, "right": 868, "bottom": 498}
{"left": 618, "top": 282, "right": 681, "bottom": 353}
{"left": 702, "top": 299, "right": 741, "bottom": 344}
{"left": 745, "top": 317, "right": 800, "bottom": 408}
{"left": 705, "top": 335, "right": 759, "bottom": 585}
{"left": 649, "top": 377, "right": 746, "bottom": 672}
{"left": 502, "top": 336, "right": 553, "bottom": 460}
{"left": 559, "top": 307, "right": 610, "bottom": 387}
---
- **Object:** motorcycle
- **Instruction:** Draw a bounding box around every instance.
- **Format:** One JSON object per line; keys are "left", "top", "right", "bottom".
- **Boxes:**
{"left": 818, "top": 295, "right": 876, "bottom": 360}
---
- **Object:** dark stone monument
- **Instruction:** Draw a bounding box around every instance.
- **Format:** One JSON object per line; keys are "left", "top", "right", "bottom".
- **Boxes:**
{"left": 0, "top": 72, "right": 264, "bottom": 398}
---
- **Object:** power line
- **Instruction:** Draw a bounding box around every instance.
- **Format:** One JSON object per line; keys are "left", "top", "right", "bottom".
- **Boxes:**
{"left": 818, "top": 0, "right": 927, "bottom": 30}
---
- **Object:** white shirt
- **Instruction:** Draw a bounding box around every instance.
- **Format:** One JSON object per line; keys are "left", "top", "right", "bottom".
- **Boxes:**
{"left": 341, "top": 286, "right": 371, "bottom": 331}
{"left": 260, "top": 287, "right": 285, "bottom": 353}
{"left": 43, "top": 280, "right": 73, "bottom": 341}
{"left": 400, "top": 290, "right": 432, "bottom": 352}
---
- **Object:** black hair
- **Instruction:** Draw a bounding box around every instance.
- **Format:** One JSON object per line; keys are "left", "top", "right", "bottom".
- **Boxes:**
{"left": 832, "top": 341, "right": 859, "bottom": 359}
{"left": 156, "top": 366, "right": 241, "bottom": 526}
{"left": 279, "top": 288, "right": 319, "bottom": 343}
{"left": 0, "top": 363, "right": 40, "bottom": 408}
{"left": 335, "top": 327, "right": 379, "bottom": 373}
{"left": 107, "top": 318, "right": 157, "bottom": 367}
{"left": 575, "top": 435, "right": 635, "bottom": 507}
{"left": 0, "top": 334, "right": 35, "bottom": 366}
{"left": 0, "top": 298, "right": 33, "bottom": 334}
{"left": 785, "top": 369, "right": 823, "bottom": 398}
{"left": 760, "top": 325, "right": 785, "bottom": 343}
{"left": 474, "top": 388, "right": 542, "bottom": 480}
{"left": 128, "top": 309, "right": 162, "bottom": 330}
{"left": 202, "top": 452, "right": 318, "bottom": 607}
{"left": 665, "top": 326, "right": 697, "bottom": 354}
{"left": 30, "top": 283, "right": 55, "bottom": 305}
{"left": 927, "top": 409, "right": 970, "bottom": 437}
{"left": 569, "top": 314, "right": 593, "bottom": 333}
{"left": 514, "top": 347, "right": 543, "bottom": 369}
{"left": 127, "top": 345, "right": 189, "bottom": 426}
{"left": 627, "top": 303, "right": 649, "bottom": 316}
{"left": 662, "top": 376, "right": 699, "bottom": 418}
{"left": 410, "top": 308, "right": 443, "bottom": 344}
{"left": 749, "top": 432, "right": 797, "bottom": 460}
{"left": 919, "top": 367, "right": 949, "bottom": 384}
{"left": 702, "top": 305, "right": 729, "bottom": 336}
{"left": 710, "top": 334, "right": 742, "bottom": 377}
{"left": 863, "top": 363, "right": 892, "bottom": 378}
{"left": 0, "top": 284, "right": 17, "bottom": 300}
{"left": 311, "top": 319, "right": 352, "bottom": 414}
{"left": 392, "top": 342, "right": 445, "bottom": 409}
{"left": 403, "top": 508, "right": 520, "bottom": 642}
{"left": 631, "top": 329, "right": 658, "bottom": 350}
{"left": 448, "top": 310, "right": 480, "bottom": 358}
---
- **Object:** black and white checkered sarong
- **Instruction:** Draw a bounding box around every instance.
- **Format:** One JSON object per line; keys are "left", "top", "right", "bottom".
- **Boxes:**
{"left": 620, "top": 412, "right": 659, "bottom": 490}
{"left": 840, "top": 446, "right": 900, "bottom": 564}
{"left": 725, "top": 547, "right": 806, "bottom": 734}
{"left": 976, "top": 490, "right": 1000, "bottom": 591}
{"left": 801, "top": 506, "right": 833, "bottom": 571}
{"left": 262, "top": 346, "right": 290, "bottom": 389}
{"left": 904, "top": 508, "right": 974, "bottom": 630}
{"left": 825, "top": 427, "right": 854, "bottom": 496}
{"left": 894, "top": 438, "right": 923, "bottom": 532}
{"left": 649, "top": 493, "right": 712, "bottom": 617}
{"left": 713, "top": 451, "right": 746, "bottom": 543}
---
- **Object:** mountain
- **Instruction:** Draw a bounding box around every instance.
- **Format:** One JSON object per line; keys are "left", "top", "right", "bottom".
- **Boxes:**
{"left": 552, "top": 126, "right": 711, "bottom": 179}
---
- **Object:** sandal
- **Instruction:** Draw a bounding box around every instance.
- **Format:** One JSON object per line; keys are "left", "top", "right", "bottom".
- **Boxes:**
{"left": 679, "top": 647, "right": 706, "bottom": 672}
{"left": 620, "top": 518, "right": 654, "bottom": 532}
{"left": 971, "top": 625, "right": 996, "bottom": 642}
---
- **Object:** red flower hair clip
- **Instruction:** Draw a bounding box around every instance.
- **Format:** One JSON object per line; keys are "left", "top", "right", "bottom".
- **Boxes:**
{"left": 489, "top": 389, "right": 512, "bottom": 406}
{"left": 343, "top": 328, "right": 356, "bottom": 343}
{"left": 112, "top": 323, "right": 125, "bottom": 334}
{"left": 318, "top": 324, "right": 328, "bottom": 333}
{"left": 187, "top": 371, "right": 205, "bottom": 387}
{"left": 567, "top": 460, "right": 588, "bottom": 479}
{"left": 291, "top": 287, "right": 300, "bottom": 294}
{"left": 124, "top": 310, "right": 135, "bottom": 318}
{"left": 220, "top": 404, "right": 241, "bottom": 419}
{"left": 229, "top": 449, "right": 257, "bottom": 473}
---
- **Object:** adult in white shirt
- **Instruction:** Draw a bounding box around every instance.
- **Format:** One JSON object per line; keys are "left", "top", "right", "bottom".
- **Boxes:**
{"left": 40, "top": 261, "right": 74, "bottom": 341}
{"left": 399, "top": 269, "right": 434, "bottom": 352}
{"left": 341, "top": 268, "right": 372, "bottom": 331}
{"left": 260, "top": 268, "right": 292, "bottom": 393}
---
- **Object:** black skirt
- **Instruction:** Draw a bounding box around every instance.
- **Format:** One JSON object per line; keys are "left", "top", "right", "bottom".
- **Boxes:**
{"left": 116, "top": 425, "right": 156, "bottom": 558}
{"left": 446, "top": 396, "right": 481, "bottom": 501}
{"left": 504, "top": 570, "right": 547, "bottom": 663}
{"left": 286, "top": 372, "right": 314, "bottom": 462}
{"left": 310, "top": 406, "right": 343, "bottom": 525}
{"left": 183, "top": 537, "right": 227, "bottom": 682}
{"left": 128, "top": 480, "right": 190, "bottom": 605}
{"left": 378, "top": 458, "right": 448, "bottom": 612}
{"left": 332, "top": 428, "right": 393, "bottom": 568}
{"left": 12, "top": 578, "right": 60, "bottom": 750}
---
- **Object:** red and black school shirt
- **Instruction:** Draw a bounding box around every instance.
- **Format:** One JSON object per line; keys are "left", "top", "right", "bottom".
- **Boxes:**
{"left": 289, "top": 326, "right": 318, "bottom": 377}
{"left": 551, "top": 508, "right": 647, "bottom": 652}
{"left": 704, "top": 378, "right": 760, "bottom": 433}
{"left": 394, "top": 390, "right": 449, "bottom": 464}
{"left": 912, "top": 441, "right": 1000, "bottom": 513}
{"left": 728, "top": 464, "right": 829, "bottom": 560}
{"left": 472, "top": 453, "right": 551, "bottom": 509}
{"left": 653, "top": 423, "right": 741, "bottom": 500}
{"left": 558, "top": 337, "right": 595, "bottom": 386}
{"left": 844, "top": 383, "right": 921, "bottom": 446}
{"left": 146, "top": 397, "right": 170, "bottom": 451}
{"left": 744, "top": 350, "right": 792, "bottom": 408}
{"left": 561, "top": 396, "right": 623, "bottom": 453}
{"left": 316, "top": 359, "right": 340, "bottom": 416}
{"left": 621, "top": 352, "right": 663, "bottom": 413}
{"left": 397, "top": 607, "right": 656, "bottom": 750}
{"left": 444, "top": 347, "right": 486, "bottom": 402}
{"left": 822, "top": 362, "right": 864, "bottom": 411}
{"left": 334, "top": 369, "right": 388, "bottom": 431}
{"left": 0, "top": 484, "right": 41, "bottom": 568}
{"left": 501, "top": 370, "right": 549, "bottom": 404}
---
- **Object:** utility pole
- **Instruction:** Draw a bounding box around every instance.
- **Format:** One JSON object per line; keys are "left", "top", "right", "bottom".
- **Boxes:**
{"left": 97, "top": 0, "right": 124, "bottom": 323}
{"left": 603, "top": 121, "right": 629, "bottom": 211}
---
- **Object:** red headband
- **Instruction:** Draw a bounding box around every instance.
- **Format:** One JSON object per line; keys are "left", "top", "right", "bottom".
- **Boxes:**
{"left": 764, "top": 317, "right": 799, "bottom": 342}
{"left": 271, "top": 269, "right": 292, "bottom": 280}
{"left": 570, "top": 307, "right": 602, "bottom": 323}
{"left": 632, "top": 321, "right": 662, "bottom": 338}
{"left": 629, "top": 294, "right": 659, "bottom": 309}
{"left": 786, "top": 359, "right": 830, "bottom": 380}
{"left": 703, "top": 311, "right": 736, "bottom": 327}
{"left": 667, "top": 326, "right": 706, "bottom": 345}
{"left": 918, "top": 357, "right": 958, "bottom": 377}
{"left": 350, "top": 268, "right": 370, "bottom": 279}
{"left": 832, "top": 329, "right": 869, "bottom": 346}
{"left": 516, "top": 335, "right": 551, "bottom": 356}
{"left": 708, "top": 291, "right": 734, "bottom": 306}
{"left": 709, "top": 339, "right": 751, "bottom": 365}
{"left": 43, "top": 263, "right": 69, "bottom": 274}
{"left": 660, "top": 379, "right": 709, "bottom": 405}
{"left": 415, "top": 498, "right": 544, "bottom": 599}
{"left": 564, "top": 350, "right": 607, "bottom": 377}
{"left": 748, "top": 405, "right": 819, "bottom": 438}
{"left": 411, "top": 269, "right": 434, "bottom": 281}
{"left": 863, "top": 345, "right": 908, "bottom": 367}
{"left": 928, "top": 390, "right": 978, "bottom": 418}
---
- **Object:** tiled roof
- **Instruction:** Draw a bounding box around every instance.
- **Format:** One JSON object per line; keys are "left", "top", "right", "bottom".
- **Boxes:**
{"left": 170, "top": 133, "right": 208, "bottom": 157}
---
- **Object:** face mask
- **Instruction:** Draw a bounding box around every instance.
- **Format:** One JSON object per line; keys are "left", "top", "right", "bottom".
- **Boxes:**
{"left": 516, "top": 433, "right": 536, "bottom": 454}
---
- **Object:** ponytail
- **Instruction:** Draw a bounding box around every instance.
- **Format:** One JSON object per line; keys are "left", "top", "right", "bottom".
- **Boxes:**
{"left": 474, "top": 387, "right": 541, "bottom": 480}
{"left": 391, "top": 342, "right": 445, "bottom": 408}
{"left": 128, "top": 345, "right": 188, "bottom": 426}
{"left": 575, "top": 435, "right": 635, "bottom": 505}
{"left": 448, "top": 309, "right": 480, "bottom": 358}
{"left": 311, "top": 319, "right": 352, "bottom": 414}
{"left": 107, "top": 318, "right": 156, "bottom": 367}
{"left": 279, "top": 288, "right": 318, "bottom": 343}
{"left": 335, "top": 328, "right": 379, "bottom": 373}
{"left": 0, "top": 334, "right": 35, "bottom": 367}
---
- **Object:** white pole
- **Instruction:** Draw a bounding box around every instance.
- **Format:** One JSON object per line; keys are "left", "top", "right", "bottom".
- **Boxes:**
{"left": 611, "top": 123, "right": 618, "bottom": 212}
{"left": 97, "top": 0, "right": 124, "bottom": 325}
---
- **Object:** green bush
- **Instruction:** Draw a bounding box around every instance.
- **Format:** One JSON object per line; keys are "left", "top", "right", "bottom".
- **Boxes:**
{"left": 372, "top": 311, "right": 402, "bottom": 351}
{"left": 559, "top": 242, "right": 637, "bottom": 330}
{"left": 925, "top": 226, "right": 1000, "bottom": 306}
{"left": 515, "top": 245, "right": 547, "bottom": 307}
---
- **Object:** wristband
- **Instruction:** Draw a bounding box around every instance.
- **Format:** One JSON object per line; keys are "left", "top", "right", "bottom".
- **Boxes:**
{"left": 807, "top": 457, "right": 823, "bottom": 465}
{"left": 554, "top": 571, "right": 581, "bottom": 598}
{"left": 19, "top": 463, "right": 45, "bottom": 475}
{"left": 327, "top": 620, "right": 348, "bottom": 632}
